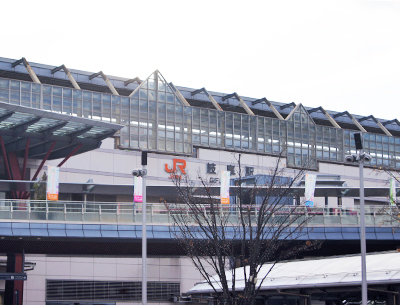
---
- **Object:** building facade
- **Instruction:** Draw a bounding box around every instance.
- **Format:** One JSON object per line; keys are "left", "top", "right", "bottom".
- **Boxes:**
{"left": 0, "top": 56, "right": 399, "bottom": 305}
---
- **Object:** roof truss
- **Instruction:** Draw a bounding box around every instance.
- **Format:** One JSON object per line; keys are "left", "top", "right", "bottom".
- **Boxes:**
{"left": 222, "top": 92, "right": 254, "bottom": 115}
{"left": 358, "top": 115, "right": 392, "bottom": 136}
{"left": 169, "top": 82, "right": 190, "bottom": 106}
{"left": 308, "top": 106, "right": 341, "bottom": 129}
{"left": 89, "top": 71, "right": 119, "bottom": 96}
{"left": 51, "top": 65, "right": 81, "bottom": 90}
{"left": 280, "top": 102, "right": 296, "bottom": 110}
{"left": 191, "top": 87, "right": 223, "bottom": 111}
{"left": 333, "top": 111, "right": 367, "bottom": 132}
{"left": 12, "top": 58, "right": 41, "bottom": 84}
{"left": 251, "top": 98, "right": 284, "bottom": 120}
{"left": 383, "top": 119, "right": 400, "bottom": 126}
{"left": 124, "top": 77, "right": 142, "bottom": 86}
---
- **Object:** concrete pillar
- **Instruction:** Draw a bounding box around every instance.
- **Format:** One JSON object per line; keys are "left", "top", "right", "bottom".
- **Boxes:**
{"left": 4, "top": 253, "right": 24, "bottom": 305}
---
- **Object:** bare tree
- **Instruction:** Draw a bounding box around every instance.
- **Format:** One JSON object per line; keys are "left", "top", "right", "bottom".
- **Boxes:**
{"left": 166, "top": 154, "right": 320, "bottom": 305}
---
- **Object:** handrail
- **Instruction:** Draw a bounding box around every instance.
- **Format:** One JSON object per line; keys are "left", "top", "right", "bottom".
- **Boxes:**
{"left": 0, "top": 199, "right": 396, "bottom": 226}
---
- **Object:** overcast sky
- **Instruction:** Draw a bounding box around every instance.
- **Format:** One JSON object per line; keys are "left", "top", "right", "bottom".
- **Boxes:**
{"left": 1, "top": 0, "right": 399, "bottom": 120}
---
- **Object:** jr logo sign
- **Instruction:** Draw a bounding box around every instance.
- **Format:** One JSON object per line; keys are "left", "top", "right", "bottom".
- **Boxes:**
{"left": 165, "top": 159, "right": 186, "bottom": 179}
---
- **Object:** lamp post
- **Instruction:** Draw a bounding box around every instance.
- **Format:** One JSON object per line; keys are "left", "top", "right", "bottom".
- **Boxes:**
{"left": 132, "top": 150, "right": 148, "bottom": 305}
{"left": 345, "top": 133, "right": 372, "bottom": 305}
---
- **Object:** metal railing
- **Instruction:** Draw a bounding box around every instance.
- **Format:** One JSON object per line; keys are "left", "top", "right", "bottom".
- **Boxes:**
{"left": 0, "top": 199, "right": 396, "bottom": 226}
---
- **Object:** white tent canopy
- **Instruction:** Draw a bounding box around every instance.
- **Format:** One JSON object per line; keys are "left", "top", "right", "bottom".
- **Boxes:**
{"left": 189, "top": 251, "right": 400, "bottom": 294}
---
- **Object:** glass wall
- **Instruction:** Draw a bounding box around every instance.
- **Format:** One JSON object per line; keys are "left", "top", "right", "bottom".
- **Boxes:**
{"left": 286, "top": 105, "right": 317, "bottom": 168}
{"left": 1, "top": 76, "right": 400, "bottom": 169}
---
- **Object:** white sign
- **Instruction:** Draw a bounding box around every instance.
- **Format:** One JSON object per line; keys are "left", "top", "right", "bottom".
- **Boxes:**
{"left": 305, "top": 174, "right": 317, "bottom": 207}
{"left": 134, "top": 176, "right": 143, "bottom": 203}
{"left": 220, "top": 171, "right": 230, "bottom": 204}
{"left": 47, "top": 166, "right": 59, "bottom": 201}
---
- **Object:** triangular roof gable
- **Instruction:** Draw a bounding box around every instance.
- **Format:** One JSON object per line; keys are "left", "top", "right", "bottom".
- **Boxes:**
{"left": 129, "top": 70, "right": 186, "bottom": 106}
{"left": 285, "top": 103, "right": 316, "bottom": 125}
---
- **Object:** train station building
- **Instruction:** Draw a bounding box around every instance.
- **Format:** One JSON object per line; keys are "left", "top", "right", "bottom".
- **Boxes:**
{"left": 0, "top": 56, "right": 399, "bottom": 305}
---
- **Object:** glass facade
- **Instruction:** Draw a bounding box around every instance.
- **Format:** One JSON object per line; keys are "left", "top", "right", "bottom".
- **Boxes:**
{"left": 286, "top": 105, "right": 317, "bottom": 168}
{"left": 1, "top": 76, "right": 400, "bottom": 169}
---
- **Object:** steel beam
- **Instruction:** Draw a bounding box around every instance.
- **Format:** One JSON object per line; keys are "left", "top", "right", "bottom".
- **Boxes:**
{"left": 221, "top": 93, "right": 236, "bottom": 101}
{"left": 128, "top": 70, "right": 158, "bottom": 98}
{"left": 221, "top": 92, "right": 254, "bottom": 115}
{"left": 263, "top": 98, "right": 284, "bottom": 120}
{"left": 89, "top": 71, "right": 119, "bottom": 96}
{"left": 359, "top": 115, "right": 392, "bottom": 136}
{"left": 8, "top": 152, "right": 24, "bottom": 198}
{"left": 169, "top": 82, "right": 190, "bottom": 106}
{"left": 285, "top": 103, "right": 300, "bottom": 121}
{"left": 383, "top": 119, "right": 400, "bottom": 127}
{"left": 280, "top": 102, "right": 296, "bottom": 110}
{"left": 124, "top": 77, "right": 142, "bottom": 86}
{"left": 307, "top": 106, "right": 341, "bottom": 129}
{"left": 334, "top": 111, "right": 367, "bottom": 133}
{"left": 191, "top": 88, "right": 204, "bottom": 96}
{"left": 0, "top": 135, "right": 12, "bottom": 180}
{"left": 307, "top": 107, "right": 320, "bottom": 114}
{"left": 57, "top": 144, "right": 83, "bottom": 167}
{"left": 252, "top": 97, "right": 267, "bottom": 105}
{"left": 31, "top": 141, "right": 56, "bottom": 181}
{"left": 8, "top": 152, "right": 22, "bottom": 180}
{"left": 191, "top": 88, "right": 223, "bottom": 111}
{"left": 12, "top": 58, "right": 41, "bottom": 84}
{"left": 51, "top": 65, "right": 81, "bottom": 90}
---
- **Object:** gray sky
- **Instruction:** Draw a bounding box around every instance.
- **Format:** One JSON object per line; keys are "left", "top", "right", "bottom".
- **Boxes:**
{"left": 1, "top": 0, "right": 399, "bottom": 120}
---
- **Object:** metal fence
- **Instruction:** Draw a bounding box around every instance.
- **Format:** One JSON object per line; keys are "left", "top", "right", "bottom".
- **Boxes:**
{"left": 0, "top": 199, "right": 396, "bottom": 226}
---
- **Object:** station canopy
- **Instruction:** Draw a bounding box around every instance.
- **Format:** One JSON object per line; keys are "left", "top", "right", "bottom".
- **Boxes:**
{"left": 0, "top": 102, "right": 123, "bottom": 160}
{"left": 189, "top": 251, "right": 400, "bottom": 295}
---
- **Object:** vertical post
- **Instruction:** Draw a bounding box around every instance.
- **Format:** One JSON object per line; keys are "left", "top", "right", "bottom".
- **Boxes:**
{"left": 141, "top": 150, "right": 148, "bottom": 305}
{"left": 359, "top": 149, "right": 367, "bottom": 305}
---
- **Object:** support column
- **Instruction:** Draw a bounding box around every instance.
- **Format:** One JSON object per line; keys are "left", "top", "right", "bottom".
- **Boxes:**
{"left": 387, "top": 292, "right": 395, "bottom": 305}
{"left": 393, "top": 285, "right": 400, "bottom": 305}
{"left": 4, "top": 253, "right": 24, "bottom": 305}
{"left": 299, "top": 296, "right": 311, "bottom": 305}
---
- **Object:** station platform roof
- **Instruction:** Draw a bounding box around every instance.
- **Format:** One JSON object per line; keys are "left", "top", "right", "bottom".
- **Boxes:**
{"left": 189, "top": 251, "right": 400, "bottom": 296}
{"left": 0, "top": 102, "right": 123, "bottom": 160}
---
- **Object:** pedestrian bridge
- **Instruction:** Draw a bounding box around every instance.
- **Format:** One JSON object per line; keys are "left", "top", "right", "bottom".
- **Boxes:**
{"left": 0, "top": 199, "right": 397, "bottom": 225}
{"left": 0, "top": 199, "right": 399, "bottom": 241}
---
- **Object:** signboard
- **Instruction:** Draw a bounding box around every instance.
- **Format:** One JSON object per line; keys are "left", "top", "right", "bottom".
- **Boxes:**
{"left": 220, "top": 171, "right": 230, "bottom": 205}
{"left": 165, "top": 158, "right": 186, "bottom": 179}
{"left": 46, "top": 166, "right": 59, "bottom": 201}
{"left": 134, "top": 176, "right": 143, "bottom": 203}
{"left": 0, "top": 273, "right": 27, "bottom": 280}
{"left": 305, "top": 174, "right": 317, "bottom": 207}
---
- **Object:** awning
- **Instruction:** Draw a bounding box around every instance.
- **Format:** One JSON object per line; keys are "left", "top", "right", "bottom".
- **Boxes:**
{"left": 0, "top": 102, "right": 123, "bottom": 160}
